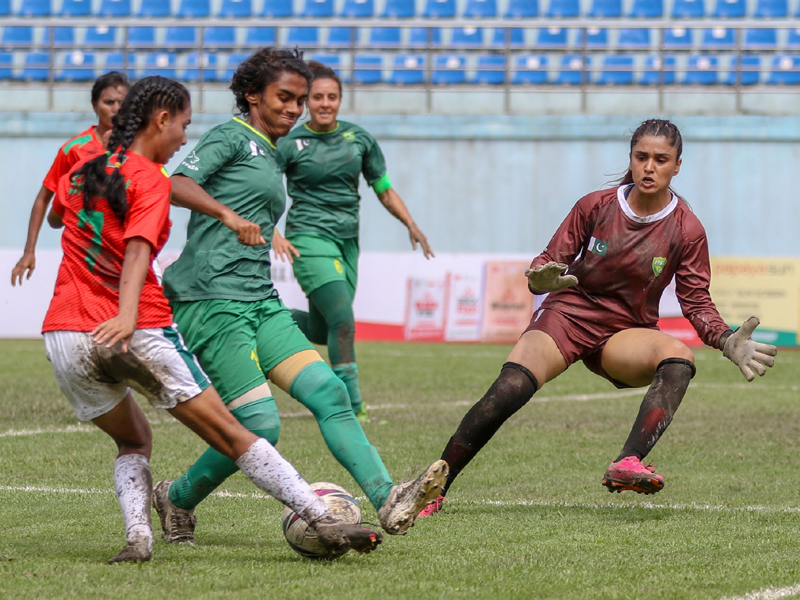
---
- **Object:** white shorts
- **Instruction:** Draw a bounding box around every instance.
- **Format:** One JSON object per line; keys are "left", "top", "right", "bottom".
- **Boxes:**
{"left": 43, "top": 326, "right": 211, "bottom": 421}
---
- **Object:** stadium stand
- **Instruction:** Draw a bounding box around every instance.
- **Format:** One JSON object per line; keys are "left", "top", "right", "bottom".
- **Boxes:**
{"left": 301, "top": 0, "right": 334, "bottom": 18}
{"left": 218, "top": 0, "right": 253, "bottom": 18}
{"left": 596, "top": 54, "right": 634, "bottom": 84}
{"left": 381, "top": 0, "right": 415, "bottom": 18}
{"left": 767, "top": 54, "right": 800, "bottom": 84}
{"left": 474, "top": 54, "right": 506, "bottom": 84}
{"left": 245, "top": 26, "right": 276, "bottom": 45}
{"left": 712, "top": 0, "right": 745, "bottom": 18}
{"left": 424, "top": 0, "right": 457, "bottom": 19}
{"left": 464, "top": 0, "right": 497, "bottom": 18}
{"left": 185, "top": 52, "right": 220, "bottom": 81}
{"left": 59, "top": 0, "right": 91, "bottom": 17}
{"left": 97, "top": 0, "right": 131, "bottom": 17}
{"left": 340, "top": 0, "right": 375, "bottom": 18}
{"left": 555, "top": 54, "right": 588, "bottom": 84}
{"left": 683, "top": 54, "right": 719, "bottom": 84}
{"left": 85, "top": 26, "right": 117, "bottom": 46}
{"left": 353, "top": 54, "right": 383, "bottom": 83}
{"left": 491, "top": 27, "right": 525, "bottom": 47}
{"left": 754, "top": 0, "right": 787, "bottom": 18}
{"left": 671, "top": 0, "right": 704, "bottom": 18}
{"left": 628, "top": 0, "right": 662, "bottom": 17}
{"left": 19, "top": 51, "right": 49, "bottom": 80}
{"left": 177, "top": 0, "right": 211, "bottom": 18}
{"left": 58, "top": 50, "right": 96, "bottom": 81}
{"left": 432, "top": 54, "right": 466, "bottom": 84}
{"left": 369, "top": 26, "right": 402, "bottom": 46}
{"left": 546, "top": 0, "right": 579, "bottom": 17}
{"left": 725, "top": 55, "right": 761, "bottom": 84}
{"left": 17, "top": 0, "right": 50, "bottom": 17}
{"left": 260, "top": 0, "right": 294, "bottom": 16}
{"left": 0, "top": 51, "right": 12, "bottom": 78}
{"left": 389, "top": 53, "right": 425, "bottom": 83}
{"left": 137, "top": 0, "right": 171, "bottom": 17}
{"left": 503, "top": 0, "right": 538, "bottom": 17}
{"left": 512, "top": 54, "right": 548, "bottom": 84}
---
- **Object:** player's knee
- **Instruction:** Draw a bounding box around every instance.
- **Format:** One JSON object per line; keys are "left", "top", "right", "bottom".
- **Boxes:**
{"left": 232, "top": 398, "right": 281, "bottom": 446}
{"left": 659, "top": 340, "right": 695, "bottom": 366}
{"left": 290, "top": 362, "right": 351, "bottom": 420}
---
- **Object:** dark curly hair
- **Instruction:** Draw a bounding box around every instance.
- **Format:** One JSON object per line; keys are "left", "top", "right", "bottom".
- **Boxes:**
{"left": 307, "top": 60, "right": 342, "bottom": 96}
{"left": 72, "top": 76, "right": 190, "bottom": 224}
{"left": 229, "top": 47, "right": 312, "bottom": 117}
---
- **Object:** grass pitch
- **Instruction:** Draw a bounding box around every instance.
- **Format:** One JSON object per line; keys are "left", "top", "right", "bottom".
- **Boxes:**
{"left": 1, "top": 339, "right": 799, "bottom": 600}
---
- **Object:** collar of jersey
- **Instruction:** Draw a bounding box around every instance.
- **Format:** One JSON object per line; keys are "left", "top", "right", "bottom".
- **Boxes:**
{"left": 303, "top": 122, "right": 339, "bottom": 135}
{"left": 232, "top": 117, "right": 276, "bottom": 149}
{"left": 617, "top": 184, "right": 678, "bottom": 223}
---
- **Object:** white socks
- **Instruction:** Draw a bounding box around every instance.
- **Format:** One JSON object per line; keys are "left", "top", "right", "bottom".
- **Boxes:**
{"left": 114, "top": 453, "right": 154, "bottom": 550}
{"left": 236, "top": 438, "right": 328, "bottom": 524}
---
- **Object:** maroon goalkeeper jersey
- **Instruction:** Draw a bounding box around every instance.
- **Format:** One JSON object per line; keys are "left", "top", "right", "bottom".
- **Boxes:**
{"left": 531, "top": 185, "right": 730, "bottom": 349}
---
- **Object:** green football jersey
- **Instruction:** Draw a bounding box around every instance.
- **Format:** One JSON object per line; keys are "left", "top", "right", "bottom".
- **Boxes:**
{"left": 276, "top": 121, "right": 391, "bottom": 240}
{"left": 163, "top": 118, "right": 285, "bottom": 303}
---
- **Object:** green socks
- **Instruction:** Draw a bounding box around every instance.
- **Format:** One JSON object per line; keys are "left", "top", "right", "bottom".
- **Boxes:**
{"left": 169, "top": 397, "right": 280, "bottom": 511}
{"left": 332, "top": 363, "right": 363, "bottom": 414}
{"left": 290, "top": 361, "right": 392, "bottom": 510}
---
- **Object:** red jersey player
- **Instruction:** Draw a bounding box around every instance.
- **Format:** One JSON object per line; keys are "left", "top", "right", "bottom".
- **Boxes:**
{"left": 10, "top": 71, "right": 128, "bottom": 287}
{"left": 42, "top": 75, "right": 381, "bottom": 564}
{"left": 420, "top": 119, "right": 778, "bottom": 516}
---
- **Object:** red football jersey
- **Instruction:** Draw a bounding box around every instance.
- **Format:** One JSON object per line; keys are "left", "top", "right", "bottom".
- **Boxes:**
{"left": 531, "top": 186, "right": 730, "bottom": 349}
{"left": 42, "top": 151, "right": 173, "bottom": 333}
{"left": 42, "top": 126, "right": 104, "bottom": 193}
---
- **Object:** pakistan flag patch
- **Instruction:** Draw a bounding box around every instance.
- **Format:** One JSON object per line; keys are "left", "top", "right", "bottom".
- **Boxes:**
{"left": 342, "top": 131, "right": 355, "bottom": 142}
{"left": 652, "top": 257, "right": 667, "bottom": 276}
{"left": 588, "top": 236, "right": 608, "bottom": 256}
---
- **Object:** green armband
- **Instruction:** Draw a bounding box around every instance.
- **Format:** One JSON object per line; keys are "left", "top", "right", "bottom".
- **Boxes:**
{"left": 372, "top": 174, "right": 392, "bottom": 194}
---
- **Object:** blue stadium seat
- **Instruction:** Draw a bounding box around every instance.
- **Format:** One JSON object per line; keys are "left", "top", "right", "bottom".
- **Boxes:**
{"left": 555, "top": 54, "right": 588, "bottom": 85}
{"left": 42, "top": 27, "right": 76, "bottom": 47}
{"left": 143, "top": 52, "right": 177, "bottom": 78}
{"left": 17, "top": 0, "right": 50, "bottom": 16}
{"left": 596, "top": 55, "right": 634, "bottom": 84}
{"left": 787, "top": 28, "right": 800, "bottom": 48}
{"left": 327, "top": 27, "right": 358, "bottom": 47}
{"left": 452, "top": 27, "right": 484, "bottom": 47}
{"left": 0, "top": 0, "right": 8, "bottom": 15}
{"left": 105, "top": 51, "right": 136, "bottom": 75}
{"left": 301, "top": 0, "right": 334, "bottom": 17}
{"left": 369, "top": 27, "right": 402, "bottom": 46}
{"left": 535, "top": 27, "right": 568, "bottom": 48}
{"left": 185, "top": 52, "right": 220, "bottom": 82}
{"left": 98, "top": 0, "right": 131, "bottom": 16}
{"left": 423, "top": 0, "right": 456, "bottom": 18}
{"left": 389, "top": 54, "right": 425, "bottom": 84}
{"left": 473, "top": 55, "right": 506, "bottom": 84}
{"left": 245, "top": 27, "right": 276, "bottom": 46}
{"left": 409, "top": 27, "right": 442, "bottom": 47}
{"left": 767, "top": 55, "right": 800, "bottom": 84}
{"left": 137, "top": 0, "right": 171, "bottom": 16}
{"left": 671, "top": 0, "right": 704, "bottom": 17}
{"left": 683, "top": 54, "right": 718, "bottom": 84}
{"left": 85, "top": 26, "right": 117, "bottom": 47}
{"left": 223, "top": 52, "right": 249, "bottom": 80}
{"left": 58, "top": 50, "right": 96, "bottom": 81}
{"left": 491, "top": 28, "right": 525, "bottom": 47}
{"left": 432, "top": 55, "right": 466, "bottom": 84}
{"left": 340, "top": 0, "right": 374, "bottom": 17}
{"left": 381, "top": 0, "right": 415, "bottom": 17}
{"left": 308, "top": 53, "right": 341, "bottom": 73}
{"left": 512, "top": 54, "right": 548, "bottom": 84}
{"left": 2, "top": 27, "right": 33, "bottom": 47}
{"left": 724, "top": 55, "right": 760, "bottom": 85}
{"left": 218, "top": 0, "right": 252, "bottom": 17}
{"left": 546, "top": 0, "right": 579, "bottom": 17}
{"left": 19, "top": 52, "right": 49, "bottom": 80}
{"left": 575, "top": 28, "right": 609, "bottom": 48}
{"left": 464, "top": 0, "right": 497, "bottom": 17}
{"left": 701, "top": 28, "right": 734, "bottom": 49}
{"left": 261, "top": 0, "right": 294, "bottom": 16}
{"left": 128, "top": 27, "right": 157, "bottom": 47}
{"left": 504, "top": 0, "right": 538, "bottom": 16}
{"left": 165, "top": 27, "right": 197, "bottom": 48}
{"left": 617, "top": 28, "right": 651, "bottom": 48}
{"left": 744, "top": 28, "right": 777, "bottom": 50}
{"left": 205, "top": 27, "right": 237, "bottom": 49}
{"left": 59, "top": 0, "right": 90, "bottom": 16}
{"left": 663, "top": 27, "right": 693, "bottom": 49}
{"left": 588, "top": 0, "right": 621, "bottom": 17}
{"left": 0, "top": 52, "right": 12, "bottom": 79}
{"left": 640, "top": 54, "right": 675, "bottom": 84}
{"left": 628, "top": 0, "right": 662, "bottom": 16}
{"left": 353, "top": 54, "right": 383, "bottom": 83}
{"left": 177, "top": 0, "right": 210, "bottom": 17}
{"left": 754, "top": 0, "right": 787, "bottom": 17}
{"left": 712, "top": 0, "right": 745, "bottom": 17}
{"left": 286, "top": 27, "right": 319, "bottom": 46}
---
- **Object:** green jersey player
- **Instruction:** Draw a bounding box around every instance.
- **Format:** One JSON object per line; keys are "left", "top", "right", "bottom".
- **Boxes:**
{"left": 153, "top": 49, "right": 447, "bottom": 544}
{"left": 273, "top": 61, "right": 433, "bottom": 422}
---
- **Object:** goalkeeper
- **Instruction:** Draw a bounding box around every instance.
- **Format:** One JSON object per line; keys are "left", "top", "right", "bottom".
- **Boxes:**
{"left": 420, "top": 119, "right": 777, "bottom": 516}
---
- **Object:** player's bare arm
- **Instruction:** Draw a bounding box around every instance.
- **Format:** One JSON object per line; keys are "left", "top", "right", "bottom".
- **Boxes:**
{"left": 171, "top": 174, "right": 265, "bottom": 246}
{"left": 46, "top": 205, "right": 63, "bottom": 229}
{"left": 11, "top": 185, "right": 55, "bottom": 287}
{"left": 376, "top": 187, "right": 434, "bottom": 259}
{"left": 272, "top": 229, "right": 300, "bottom": 263}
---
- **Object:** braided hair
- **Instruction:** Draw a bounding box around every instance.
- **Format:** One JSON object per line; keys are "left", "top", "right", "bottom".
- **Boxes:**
{"left": 230, "top": 47, "right": 312, "bottom": 117}
{"left": 620, "top": 119, "right": 683, "bottom": 186}
{"left": 73, "top": 76, "right": 190, "bottom": 224}
{"left": 307, "top": 60, "right": 342, "bottom": 96}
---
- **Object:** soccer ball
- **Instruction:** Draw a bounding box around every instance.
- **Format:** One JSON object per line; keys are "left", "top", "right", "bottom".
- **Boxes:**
{"left": 281, "top": 481, "right": 362, "bottom": 559}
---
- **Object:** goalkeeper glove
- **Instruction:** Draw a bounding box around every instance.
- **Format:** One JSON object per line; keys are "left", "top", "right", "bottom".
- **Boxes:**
{"left": 525, "top": 261, "right": 579, "bottom": 293}
{"left": 722, "top": 316, "right": 777, "bottom": 382}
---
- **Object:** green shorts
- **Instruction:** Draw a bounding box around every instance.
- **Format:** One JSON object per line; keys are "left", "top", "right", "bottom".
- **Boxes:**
{"left": 171, "top": 296, "right": 314, "bottom": 403}
{"left": 287, "top": 232, "right": 359, "bottom": 298}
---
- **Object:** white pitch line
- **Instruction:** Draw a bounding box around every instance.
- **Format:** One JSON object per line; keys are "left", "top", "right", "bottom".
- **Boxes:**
{"left": 720, "top": 584, "right": 800, "bottom": 600}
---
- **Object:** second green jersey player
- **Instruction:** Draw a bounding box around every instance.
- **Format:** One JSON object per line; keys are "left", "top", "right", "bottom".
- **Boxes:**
{"left": 273, "top": 61, "right": 434, "bottom": 423}
{"left": 153, "top": 48, "right": 448, "bottom": 544}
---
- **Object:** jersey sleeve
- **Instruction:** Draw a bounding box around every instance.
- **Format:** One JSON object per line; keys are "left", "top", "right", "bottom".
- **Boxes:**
{"left": 674, "top": 224, "right": 732, "bottom": 349}
{"left": 530, "top": 195, "right": 596, "bottom": 271}
{"left": 361, "top": 132, "right": 388, "bottom": 188}
{"left": 124, "top": 169, "right": 171, "bottom": 249}
{"left": 174, "top": 128, "right": 236, "bottom": 186}
{"left": 42, "top": 145, "right": 72, "bottom": 192}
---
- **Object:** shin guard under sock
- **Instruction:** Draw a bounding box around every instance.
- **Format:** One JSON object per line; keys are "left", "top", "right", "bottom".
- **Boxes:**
{"left": 616, "top": 358, "right": 695, "bottom": 462}
{"left": 332, "top": 363, "right": 363, "bottom": 413}
{"left": 441, "top": 362, "right": 538, "bottom": 494}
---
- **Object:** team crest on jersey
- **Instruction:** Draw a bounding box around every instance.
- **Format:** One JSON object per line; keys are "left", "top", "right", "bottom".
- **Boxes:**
{"left": 652, "top": 257, "right": 667, "bottom": 276}
{"left": 186, "top": 150, "right": 200, "bottom": 164}
{"left": 295, "top": 139, "right": 311, "bottom": 151}
{"left": 342, "top": 131, "right": 356, "bottom": 142}
{"left": 588, "top": 236, "right": 608, "bottom": 256}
